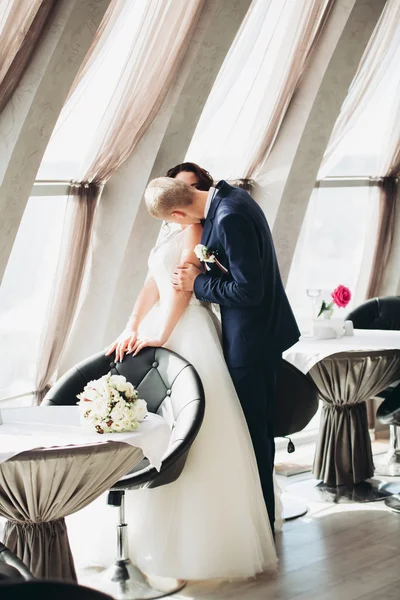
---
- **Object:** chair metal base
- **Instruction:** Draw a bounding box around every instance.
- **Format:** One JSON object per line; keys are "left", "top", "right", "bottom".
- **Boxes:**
{"left": 374, "top": 426, "right": 400, "bottom": 477}
{"left": 90, "top": 491, "right": 186, "bottom": 599}
{"left": 374, "top": 453, "right": 400, "bottom": 477}
{"left": 286, "top": 478, "right": 393, "bottom": 504}
{"left": 281, "top": 495, "right": 308, "bottom": 521}
{"left": 94, "top": 560, "right": 186, "bottom": 600}
{"left": 385, "top": 495, "right": 400, "bottom": 513}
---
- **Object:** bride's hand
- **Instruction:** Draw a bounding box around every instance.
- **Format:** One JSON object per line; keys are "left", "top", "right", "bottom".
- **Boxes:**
{"left": 105, "top": 329, "right": 138, "bottom": 362}
{"left": 129, "top": 336, "right": 166, "bottom": 357}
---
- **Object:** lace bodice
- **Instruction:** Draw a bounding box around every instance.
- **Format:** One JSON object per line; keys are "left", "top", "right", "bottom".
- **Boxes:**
{"left": 148, "top": 228, "right": 203, "bottom": 307}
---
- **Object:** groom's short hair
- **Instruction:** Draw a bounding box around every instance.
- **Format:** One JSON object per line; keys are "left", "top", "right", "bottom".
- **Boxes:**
{"left": 145, "top": 177, "right": 195, "bottom": 219}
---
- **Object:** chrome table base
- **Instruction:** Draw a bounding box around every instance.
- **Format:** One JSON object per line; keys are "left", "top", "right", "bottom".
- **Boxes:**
{"left": 374, "top": 427, "right": 400, "bottom": 477}
{"left": 385, "top": 495, "right": 400, "bottom": 513}
{"left": 286, "top": 477, "right": 394, "bottom": 504}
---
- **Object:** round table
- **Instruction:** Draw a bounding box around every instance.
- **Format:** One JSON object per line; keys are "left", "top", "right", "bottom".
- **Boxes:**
{"left": 284, "top": 331, "right": 400, "bottom": 494}
{"left": 0, "top": 407, "right": 169, "bottom": 580}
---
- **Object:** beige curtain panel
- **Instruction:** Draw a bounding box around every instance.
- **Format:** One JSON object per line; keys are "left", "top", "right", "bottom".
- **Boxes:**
{"left": 366, "top": 101, "right": 400, "bottom": 298}
{"left": 0, "top": 443, "right": 143, "bottom": 579}
{"left": 311, "top": 350, "right": 400, "bottom": 486}
{"left": 35, "top": 183, "right": 99, "bottom": 402}
{"left": 0, "top": 0, "right": 56, "bottom": 113}
{"left": 245, "top": 0, "right": 335, "bottom": 178}
{"left": 366, "top": 175, "right": 398, "bottom": 299}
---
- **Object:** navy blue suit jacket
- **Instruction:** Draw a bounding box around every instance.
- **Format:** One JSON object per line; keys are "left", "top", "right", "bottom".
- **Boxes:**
{"left": 194, "top": 181, "right": 300, "bottom": 368}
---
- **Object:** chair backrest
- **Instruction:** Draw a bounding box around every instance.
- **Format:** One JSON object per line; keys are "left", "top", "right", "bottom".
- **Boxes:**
{"left": 0, "top": 543, "right": 33, "bottom": 581}
{"left": 42, "top": 347, "right": 205, "bottom": 489}
{"left": 0, "top": 580, "right": 113, "bottom": 599}
{"left": 274, "top": 359, "right": 319, "bottom": 437}
{"left": 0, "top": 565, "right": 24, "bottom": 582}
{"left": 346, "top": 296, "right": 400, "bottom": 331}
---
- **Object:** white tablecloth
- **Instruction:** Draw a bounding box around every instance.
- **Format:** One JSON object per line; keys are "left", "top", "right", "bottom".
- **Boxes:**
{"left": 283, "top": 329, "right": 400, "bottom": 374}
{"left": 0, "top": 406, "right": 170, "bottom": 470}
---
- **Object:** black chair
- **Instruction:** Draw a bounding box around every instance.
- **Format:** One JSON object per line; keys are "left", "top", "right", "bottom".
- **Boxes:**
{"left": 275, "top": 360, "right": 319, "bottom": 439}
{"left": 346, "top": 296, "right": 400, "bottom": 331}
{"left": 0, "top": 543, "right": 33, "bottom": 581}
{"left": 346, "top": 296, "right": 400, "bottom": 480}
{"left": 274, "top": 359, "right": 320, "bottom": 520}
{"left": 0, "top": 580, "right": 114, "bottom": 600}
{"left": 43, "top": 347, "right": 205, "bottom": 600}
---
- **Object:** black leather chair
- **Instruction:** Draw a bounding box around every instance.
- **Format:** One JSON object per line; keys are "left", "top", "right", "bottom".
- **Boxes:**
{"left": 275, "top": 360, "right": 319, "bottom": 439}
{"left": 346, "top": 296, "right": 400, "bottom": 481}
{"left": 0, "top": 543, "right": 33, "bottom": 581}
{"left": 42, "top": 347, "right": 205, "bottom": 599}
{"left": 274, "top": 359, "right": 320, "bottom": 520}
{"left": 346, "top": 296, "right": 400, "bottom": 331}
{"left": 0, "top": 580, "right": 114, "bottom": 600}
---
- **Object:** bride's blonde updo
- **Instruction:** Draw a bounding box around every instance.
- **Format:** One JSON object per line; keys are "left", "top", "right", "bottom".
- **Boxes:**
{"left": 144, "top": 177, "right": 196, "bottom": 220}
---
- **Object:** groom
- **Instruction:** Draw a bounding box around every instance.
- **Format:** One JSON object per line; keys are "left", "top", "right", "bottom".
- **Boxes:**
{"left": 145, "top": 177, "right": 300, "bottom": 531}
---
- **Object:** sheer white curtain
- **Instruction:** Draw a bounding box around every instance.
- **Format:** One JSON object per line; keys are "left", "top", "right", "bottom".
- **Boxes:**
{"left": 187, "top": 0, "right": 333, "bottom": 179}
{"left": 39, "top": 0, "right": 206, "bottom": 181}
{"left": 38, "top": 0, "right": 148, "bottom": 180}
{"left": 287, "top": 0, "right": 400, "bottom": 330}
{"left": 32, "top": 0, "right": 206, "bottom": 398}
{"left": 319, "top": 0, "right": 400, "bottom": 179}
{"left": 317, "top": 0, "right": 400, "bottom": 299}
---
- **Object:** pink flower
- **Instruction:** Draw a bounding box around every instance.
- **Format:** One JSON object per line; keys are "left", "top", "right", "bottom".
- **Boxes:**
{"left": 331, "top": 285, "right": 351, "bottom": 309}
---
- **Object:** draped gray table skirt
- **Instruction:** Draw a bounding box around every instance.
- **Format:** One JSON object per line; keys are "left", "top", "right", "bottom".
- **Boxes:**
{"left": 309, "top": 350, "right": 400, "bottom": 486}
{"left": 0, "top": 442, "right": 143, "bottom": 580}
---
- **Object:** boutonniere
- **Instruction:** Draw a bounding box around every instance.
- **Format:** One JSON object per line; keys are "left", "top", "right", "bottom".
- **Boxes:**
{"left": 194, "top": 244, "right": 228, "bottom": 274}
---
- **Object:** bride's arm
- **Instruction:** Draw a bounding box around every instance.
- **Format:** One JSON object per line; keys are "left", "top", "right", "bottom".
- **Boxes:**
{"left": 106, "top": 276, "right": 159, "bottom": 362}
{"left": 131, "top": 224, "right": 202, "bottom": 356}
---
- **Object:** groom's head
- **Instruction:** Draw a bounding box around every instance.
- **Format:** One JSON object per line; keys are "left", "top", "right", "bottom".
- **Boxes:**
{"left": 145, "top": 177, "right": 206, "bottom": 225}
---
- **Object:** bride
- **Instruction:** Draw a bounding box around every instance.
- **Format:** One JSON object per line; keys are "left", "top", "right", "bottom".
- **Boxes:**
{"left": 67, "top": 164, "right": 280, "bottom": 581}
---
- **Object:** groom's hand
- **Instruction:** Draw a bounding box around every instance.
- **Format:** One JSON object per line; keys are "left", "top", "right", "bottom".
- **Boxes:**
{"left": 172, "top": 263, "right": 201, "bottom": 292}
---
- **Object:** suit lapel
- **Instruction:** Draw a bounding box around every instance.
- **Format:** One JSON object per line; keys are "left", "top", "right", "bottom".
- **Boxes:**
{"left": 201, "top": 181, "right": 231, "bottom": 247}
{"left": 201, "top": 215, "right": 214, "bottom": 247}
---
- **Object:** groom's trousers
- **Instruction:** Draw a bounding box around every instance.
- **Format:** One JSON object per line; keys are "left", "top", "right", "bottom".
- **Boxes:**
{"left": 229, "top": 353, "right": 282, "bottom": 533}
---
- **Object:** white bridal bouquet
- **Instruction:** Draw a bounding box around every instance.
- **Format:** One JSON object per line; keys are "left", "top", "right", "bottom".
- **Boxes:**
{"left": 77, "top": 373, "right": 147, "bottom": 434}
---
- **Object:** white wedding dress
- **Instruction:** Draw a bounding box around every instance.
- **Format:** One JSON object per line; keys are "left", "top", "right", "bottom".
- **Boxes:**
{"left": 67, "top": 227, "right": 280, "bottom": 580}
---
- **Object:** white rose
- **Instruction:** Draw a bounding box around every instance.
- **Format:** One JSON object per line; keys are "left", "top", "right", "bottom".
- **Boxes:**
{"left": 133, "top": 398, "right": 148, "bottom": 421}
{"left": 109, "top": 374, "right": 127, "bottom": 387}
{"left": 110, "top": 409, "right": 123, "bottom": 423}
{"left": 117, "top": 383, "right": 130, "bottom": 394}
{"left": 95, "top": 397, "right": 110, "bottom": 417}
{"left": 124, "top": 383, "right": 137, "bottom": 398}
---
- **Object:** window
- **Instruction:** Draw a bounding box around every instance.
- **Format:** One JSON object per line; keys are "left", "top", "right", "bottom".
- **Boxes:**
{"left": 286, "top": 183, "right": 379, "bottom": 332}
{"left": 0, "top": 189, "right": 68, "bottom": 403}
{"left": 288, "top": 8, "right": 400, "bottom": 331}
